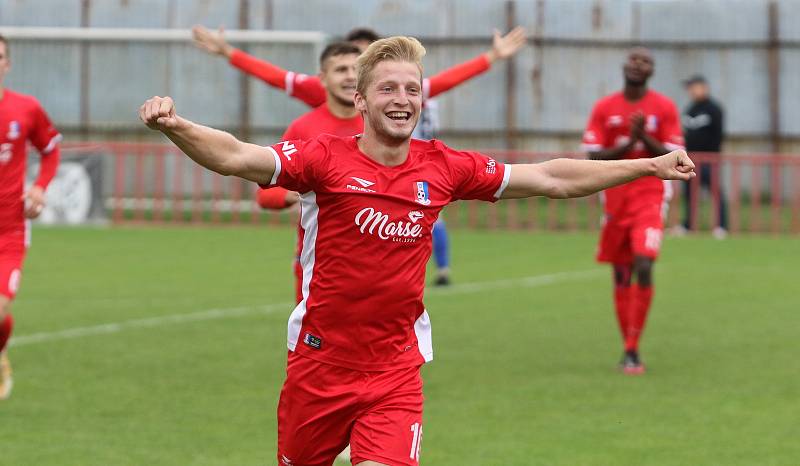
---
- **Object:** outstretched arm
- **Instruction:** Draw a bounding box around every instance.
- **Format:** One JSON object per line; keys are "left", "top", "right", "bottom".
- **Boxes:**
{"left": 501, "top": 150, "right": 695, "bottom": 199}
{"left": 139, "top": 96, "right": 275, "bottom": 185}
{"left": 191, "top": 25, "right": 325, "bottom": 107}
{"left": 426, "top": 26, "right": 527, "bottom": 98}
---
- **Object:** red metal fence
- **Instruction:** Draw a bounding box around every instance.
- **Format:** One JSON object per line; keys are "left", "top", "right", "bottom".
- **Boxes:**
{"left": 61, "top": 142, "right": 800, "bottom": 235}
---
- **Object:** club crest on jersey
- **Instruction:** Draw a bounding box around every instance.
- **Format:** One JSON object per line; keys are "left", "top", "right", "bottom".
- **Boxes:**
{"left": 414, "top": 181, "right": 431, "bottom": 205}
{"left": 7, "top": 121, "right": 20, "bottom": 140}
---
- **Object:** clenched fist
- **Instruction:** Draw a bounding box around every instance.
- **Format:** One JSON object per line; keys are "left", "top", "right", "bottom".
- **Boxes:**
{"left": 652, "top": 149, "right": 696, "bottom": 181}
{"left": 139, "top": 96, "right": 188, "bottom": 131}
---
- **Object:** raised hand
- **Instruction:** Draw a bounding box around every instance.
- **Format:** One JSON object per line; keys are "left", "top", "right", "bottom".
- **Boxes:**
{"left": 192, "top": 25, "right": 233, "bottom": 58}
{"left": 486, "top": 26, "right": 527, "bottom": 63}
{"left": 653, "top": 149, "right": 696, "bottom": 181}
{"left": 139, "top": 96, "right": 187, "bottom": 132}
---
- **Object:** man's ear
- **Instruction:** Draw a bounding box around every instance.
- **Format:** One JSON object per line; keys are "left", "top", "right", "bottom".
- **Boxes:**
{"left": 354, "top": 92, "right": 366, "bottom": 112}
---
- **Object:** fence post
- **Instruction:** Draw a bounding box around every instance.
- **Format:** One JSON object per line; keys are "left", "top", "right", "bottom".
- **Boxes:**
{"left": 730, "top": 158, "right": 741, "bottom": 234}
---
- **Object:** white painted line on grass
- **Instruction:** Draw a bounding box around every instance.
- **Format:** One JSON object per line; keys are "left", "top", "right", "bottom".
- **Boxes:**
{"left": 10, "top": 302, "right": 293, "bottom": 347}
{"left": 11, "top": 269, "right": 603, "bottom": 347}
{"left": 426, "top": 269, "right": 604, "bottom": 296}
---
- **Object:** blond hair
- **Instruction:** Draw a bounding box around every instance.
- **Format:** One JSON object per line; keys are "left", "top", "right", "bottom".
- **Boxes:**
{"left": 356, "top": 36, "right": 425, "bottom": 95}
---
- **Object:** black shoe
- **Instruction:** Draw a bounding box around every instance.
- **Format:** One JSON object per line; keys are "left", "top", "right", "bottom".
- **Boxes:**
{"left": 433, "top": 274, "right": 451, "bottom": 287}
{"left": 620, "top": 350, "right": 645, "bottom": 375}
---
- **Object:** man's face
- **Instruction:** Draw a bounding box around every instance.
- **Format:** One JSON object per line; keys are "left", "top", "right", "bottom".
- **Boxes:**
{"left": 686, "top": 82, "right": 709, "bottom": 102}
{"left": 320, "top": 53, "right": 358, "bottom": 107}
{"left": 355, "top": 60, "right": 422, "bottom": 143}
{"left": 623, "top": 47, "right": 654, "bottom": 86}
{"left": 0, "top": 42, "right": 9, "bottom": 85}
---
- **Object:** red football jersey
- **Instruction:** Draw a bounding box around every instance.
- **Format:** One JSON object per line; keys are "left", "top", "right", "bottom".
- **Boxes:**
{"left": 0, "top": 90, "right": 61, "bottom": 231}
{"left": 582, "top": 90, "right": 683, "bottom": 216}
{"left": 263, "top": 134, "right": 511, "bottom": 371}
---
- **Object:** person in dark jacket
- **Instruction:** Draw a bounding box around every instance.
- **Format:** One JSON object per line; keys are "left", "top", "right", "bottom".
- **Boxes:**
{"left": 680, "top": 74, "right": 727, "bottom": 238}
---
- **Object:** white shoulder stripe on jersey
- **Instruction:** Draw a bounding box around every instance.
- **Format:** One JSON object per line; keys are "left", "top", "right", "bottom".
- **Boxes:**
{"left": 42, "top": 134, "right": 63, "bottom": 154}
{"left": 266, "top": 146, "right": 281, "bottom": 186}
{"left": 493, "top": 164, "right": 512, "bottom": 199}
{"left": 664, "top": 142, "right": 685, "bottom": 151}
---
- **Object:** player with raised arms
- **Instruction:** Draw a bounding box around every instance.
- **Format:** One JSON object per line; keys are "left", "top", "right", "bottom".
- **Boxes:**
{"left": 0, "top": 34, "right": 62, "bottom": 399}
{"left": 193, "top": 24, "right": 527, "bottom": 287}
{"left": 140, "top": 36, "right": 694, "bottom": 466}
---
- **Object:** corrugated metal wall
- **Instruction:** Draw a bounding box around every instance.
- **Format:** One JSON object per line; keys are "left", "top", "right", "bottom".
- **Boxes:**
{"left": 2, "top": 0, "right": 799, "bottom": 152}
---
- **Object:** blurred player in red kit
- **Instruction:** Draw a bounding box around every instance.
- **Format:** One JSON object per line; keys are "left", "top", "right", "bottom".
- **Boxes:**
{"left": 142, "top": 36, "right": 694, "bottom": 465}
{"left": 582, "top": 47, "right": 685, "bottom": 374}
{"left": 0, "top": 34, "right": 62, "bottom": 399}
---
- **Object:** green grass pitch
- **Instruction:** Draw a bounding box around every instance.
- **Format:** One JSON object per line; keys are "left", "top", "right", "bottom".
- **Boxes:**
{"left": 2, "top": 225, "right": 797, "bottom": 465}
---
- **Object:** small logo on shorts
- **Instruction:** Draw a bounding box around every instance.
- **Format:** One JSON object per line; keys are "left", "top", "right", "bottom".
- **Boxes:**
{"left": 303, "top": 332, "right": 322, "bottom": 350}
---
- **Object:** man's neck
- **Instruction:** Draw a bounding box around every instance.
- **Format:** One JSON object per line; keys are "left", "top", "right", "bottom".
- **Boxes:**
{"left": 0, "top": 85, "right": 4, "bottom": 100}
{"left": 357, "top": 127, "right": 410, "bottom": 167}
{"left": 326, "top": 94, "right": 358, "bottom": 119}
{"left": 623, "top": 83, "right": 647, "bottom": 102}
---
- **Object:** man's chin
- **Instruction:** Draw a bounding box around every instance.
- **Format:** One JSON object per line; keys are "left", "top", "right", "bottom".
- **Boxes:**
{"left": 377, "top": 126, "right": 414, "bottom": 144}
{"left": 332, "top": 94, "right": 356, "bottom": 108}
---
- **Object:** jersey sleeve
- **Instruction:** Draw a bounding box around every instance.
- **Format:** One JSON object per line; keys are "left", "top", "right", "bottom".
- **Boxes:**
{"left": 286, "top": 72, "right": 327, "bottom": 108}
{"left": 229, "top": 48, "right": 326, "bottom": 108}
{"left": 262, "top": 138, "right": 329, "bottom": 194}
{"left": 448, "top": 149, "right": 511, "bottom": 202}
{"left": 581, "top": 102, "right": 607, "bottom": 152}
{"left": 424, "top": 54, "right": 491, "bottom": 99}
{"left": 30, "top": 102, "right": 62, "bottom": 190}
{"left": 29, "top": 102, "right": 62, "bottom": 155}
{"left": 660, "top": 100, "right": 685, "bottom": 150}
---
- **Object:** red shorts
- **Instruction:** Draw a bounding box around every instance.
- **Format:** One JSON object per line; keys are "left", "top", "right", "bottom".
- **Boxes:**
{"left": 0, "top": 233, "right": 26, "bottom": 299}
{"left": 277, "top": 352, "right": 424, "bottom": 466}
{"left": 597, "top": 203, "right": 664, "bottom": 264}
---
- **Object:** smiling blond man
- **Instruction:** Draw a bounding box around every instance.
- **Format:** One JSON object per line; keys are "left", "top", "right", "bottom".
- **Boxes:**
{"left": 140, "top": 36, "right": 695, "bottom": 466}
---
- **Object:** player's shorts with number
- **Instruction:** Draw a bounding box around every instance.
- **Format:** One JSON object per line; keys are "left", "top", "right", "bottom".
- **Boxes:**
{"left": 277, "top": 351, "right": 424, "bottom": 466}
{"left": 597, "top": 201, "right": 664, "bottom": 264}
{"left": 0, "top": 231, "right": 27, "bottom": 299}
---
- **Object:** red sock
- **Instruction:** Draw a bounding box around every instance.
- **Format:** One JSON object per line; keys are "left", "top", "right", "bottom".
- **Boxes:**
{"left": 625, "top": 285, "right": 653, "bottom": 352}
{"left": 614, "top": 285, "right": 631, "bottom": 341}
{"left": 0, "top": 313, "right": 13, "bottom": 353}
